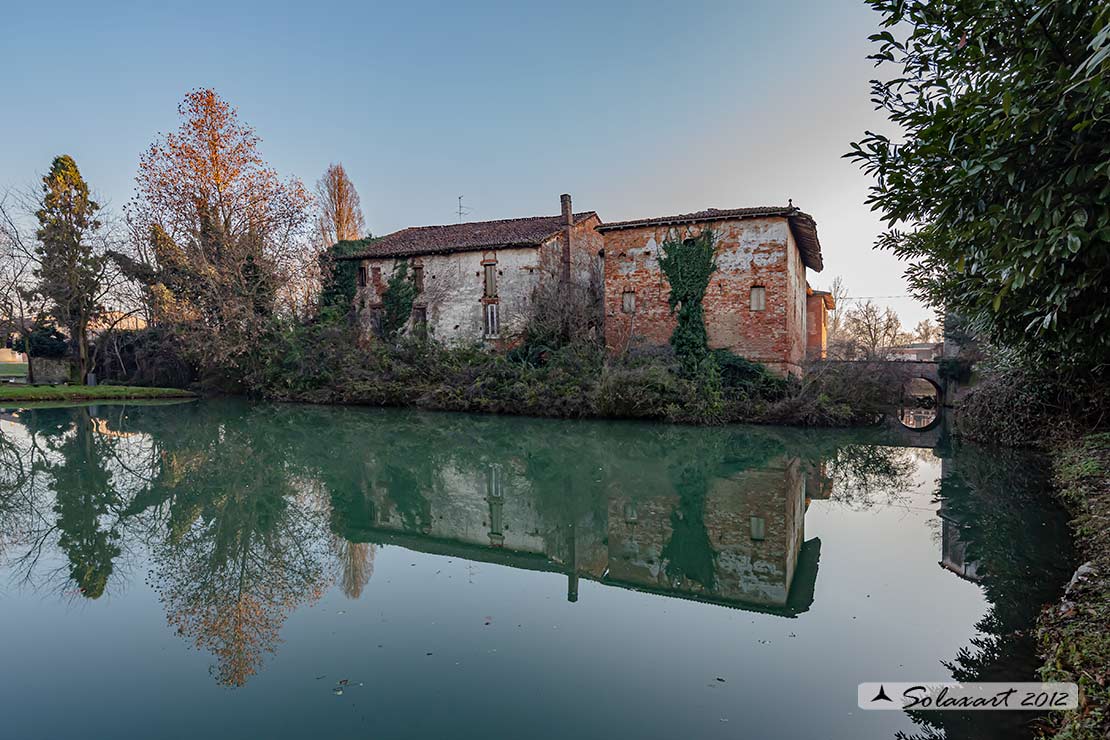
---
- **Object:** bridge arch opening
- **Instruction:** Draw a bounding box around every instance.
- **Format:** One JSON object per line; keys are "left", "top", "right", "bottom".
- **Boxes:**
{"left": 899, "top": 376, "right": 942, "bottom": 430}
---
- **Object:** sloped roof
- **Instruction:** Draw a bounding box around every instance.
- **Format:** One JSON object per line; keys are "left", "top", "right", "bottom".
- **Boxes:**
{"left": 340, "top": 212, "right": 598, "bottom": 260}
{"left": 807, "top": 286, "right": 836, "bottom": 310}
{"left": 596, "top": 206, "right": 824, "bottom": 271}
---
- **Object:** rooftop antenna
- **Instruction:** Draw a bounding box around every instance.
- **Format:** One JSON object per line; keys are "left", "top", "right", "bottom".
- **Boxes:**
{"left": 457, "top": 195, "right": 472, "bottom": 223}
{"left": 788, "top": 198, "right": 794, "bottom": 208}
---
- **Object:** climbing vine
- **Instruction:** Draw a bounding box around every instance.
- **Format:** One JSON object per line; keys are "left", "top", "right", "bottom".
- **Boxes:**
{"left": 658, "top": 229, "right": 717, "bottom": 373}
{"left": 317, "top": 239, "right": 365, "bottom": 319}
{"left": 381, "top": 261, "right": 417, "bottom": 340}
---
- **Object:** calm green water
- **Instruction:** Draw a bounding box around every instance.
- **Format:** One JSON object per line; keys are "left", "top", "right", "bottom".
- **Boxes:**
{"left": 0, "top": 400, "right": 1073, "bottom": 739}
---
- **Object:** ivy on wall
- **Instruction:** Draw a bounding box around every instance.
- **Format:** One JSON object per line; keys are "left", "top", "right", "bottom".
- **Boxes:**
{"left": 318, "top": 239, "right": 366, "bottom": 319}
{"left": 658, "top": 229, "right": 718, "bottom": 373}
{"left": 381, "top": 261, "right": 417, "bottom": 340}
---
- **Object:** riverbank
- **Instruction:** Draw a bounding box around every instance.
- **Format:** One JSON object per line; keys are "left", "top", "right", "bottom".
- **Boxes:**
{"left": 252, "top": 333, "right": 902, "bottom": 427}
{"left": 1039, "top": 433, "right": 1110, "bottom": 739}
{"left": 0, "top": 384, "right": 196, "bottom": 404}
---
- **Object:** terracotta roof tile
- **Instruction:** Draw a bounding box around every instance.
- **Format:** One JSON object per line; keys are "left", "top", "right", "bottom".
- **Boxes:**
{"left": 341, "top": 212, "right": 598, "bottom": 260}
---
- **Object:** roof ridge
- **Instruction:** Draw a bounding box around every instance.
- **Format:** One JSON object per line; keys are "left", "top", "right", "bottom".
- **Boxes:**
{"left": 402, "top": 211, "right": 597, "bottom": 232}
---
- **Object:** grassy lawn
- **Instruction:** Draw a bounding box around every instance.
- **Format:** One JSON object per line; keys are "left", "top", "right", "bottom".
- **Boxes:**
{"left": 0, "top": 384, "right": 194, "bottom": 404}
{"left": 0, "top": 363, "right": 28, "bottom": 377}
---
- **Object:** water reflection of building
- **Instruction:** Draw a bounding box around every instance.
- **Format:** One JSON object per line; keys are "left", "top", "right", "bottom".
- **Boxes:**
{"left": 936, "top": 460, "right": 983, "bottom": 582}
{"left": 340, "top": 454, "right": 821, "bottom": 617}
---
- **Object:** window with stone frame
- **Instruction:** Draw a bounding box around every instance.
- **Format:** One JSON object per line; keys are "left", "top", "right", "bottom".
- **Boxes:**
{"left": 413, "top": 264, "right": 425, "bottom": 294}
{"left": 484, "top": 302, "right": 500, "bottom": 338}
{"left": 750, "top": 285, "right": 767, "bottom": 311}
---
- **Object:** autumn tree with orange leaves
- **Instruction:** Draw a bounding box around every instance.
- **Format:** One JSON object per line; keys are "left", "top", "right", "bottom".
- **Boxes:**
{"left": 116, "top": 89, "right": 312, "bottom": 386}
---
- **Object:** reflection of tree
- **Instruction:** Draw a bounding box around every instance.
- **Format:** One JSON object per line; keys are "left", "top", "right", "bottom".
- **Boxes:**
{"left": 2, "top": 405, "right": 169, "bottom": 596}
{"left": 827, "top": 444, "right": 917, "bottom": 509}
{"left": 146, "top": 408, "right": 332, "bottom": 687}
{"left": 334, "top": 538, "right": 375, "bottom": 599}
{"left": 662, "top": 457, "right": 716, "bottom": 590}
{"left": 26, "top": 408, "right": 126, "bottom": 598}
{"left": 899, "top": 446, "right": 1075, "bottom": 740}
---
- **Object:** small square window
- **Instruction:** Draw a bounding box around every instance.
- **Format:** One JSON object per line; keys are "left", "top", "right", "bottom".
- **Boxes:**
{"left": 621, "top": 290, "right": 636, "bottom": 314}
{"left": 750, "top": 286, "right": 766, "bottom": 311}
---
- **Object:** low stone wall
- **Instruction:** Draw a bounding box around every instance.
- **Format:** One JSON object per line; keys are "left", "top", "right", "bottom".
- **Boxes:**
{"left": 30, "top": 357, "right": 74, "bottom": 384}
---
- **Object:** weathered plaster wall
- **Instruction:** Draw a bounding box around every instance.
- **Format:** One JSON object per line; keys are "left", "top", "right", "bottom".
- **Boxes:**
{"left": 784, "top": 227, "right": 809, "bottom": 371}
{"left": 355, "top": 217, "right": 603, "bottom": 346}
{"left": 356, "top": 247, "right": 542, "bottom": 345}
{"left": 602, "top": 217, "right": 809, "bottom": 374}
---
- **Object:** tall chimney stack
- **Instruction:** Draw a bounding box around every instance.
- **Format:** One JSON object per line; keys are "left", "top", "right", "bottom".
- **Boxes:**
{"left": 560, "top": 193, "right": 573, "bottom": 283}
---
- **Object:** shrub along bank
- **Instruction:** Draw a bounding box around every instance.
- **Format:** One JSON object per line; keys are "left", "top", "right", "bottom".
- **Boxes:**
{"left": 954, "top": 368, "right": 1110, "bottom": 739}
{"left": 1038, "top": 433, "right": 1110, "bottom": 740}
{"left": 246, "top": 315, "right": 897, "bottom": 426}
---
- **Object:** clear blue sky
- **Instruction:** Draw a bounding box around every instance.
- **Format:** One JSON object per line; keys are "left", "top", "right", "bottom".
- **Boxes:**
{"left": 1, "top": 0, "right": 931, "bottom": 325}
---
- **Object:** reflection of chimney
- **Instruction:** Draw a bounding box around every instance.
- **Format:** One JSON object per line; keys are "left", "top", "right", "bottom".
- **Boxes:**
{"left": 560, "top": 193, "right": 573, "bottom": 283}
{"left": 567, "top": 573, "right": 579, "bottom": 603}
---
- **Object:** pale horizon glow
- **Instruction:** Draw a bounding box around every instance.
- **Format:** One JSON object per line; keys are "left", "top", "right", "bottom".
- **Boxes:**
{"left": 1, "top": 0, "right": 933, "bottom": 326}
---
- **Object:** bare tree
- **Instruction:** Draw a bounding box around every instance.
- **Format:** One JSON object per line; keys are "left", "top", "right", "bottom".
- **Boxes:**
{"left": 825, "top": 276, "right": 850, "bottom": 343}
{"left": 315, "top": 163, "right": 365, "bottom": 248}
{"left": 913, "top": 319, "right": 941, "bottom": 343}
{"left": 0, "top": 193, "right": 40, "bottom": 358}
{"left": 842, "top": 300, "right": 903, "bottom": 358}
{"left": 121, "top": 89, "right": 313, "bottom": 379}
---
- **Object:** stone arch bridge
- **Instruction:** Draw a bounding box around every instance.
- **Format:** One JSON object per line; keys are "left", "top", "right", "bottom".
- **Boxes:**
{"left": 814, "top": 360, "right": 952, "bottom": 448}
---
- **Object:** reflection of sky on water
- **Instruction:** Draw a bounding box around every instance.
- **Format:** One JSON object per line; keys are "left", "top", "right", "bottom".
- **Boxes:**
{"left": 0, "top": 401, "right": 1073, "bottom": 740}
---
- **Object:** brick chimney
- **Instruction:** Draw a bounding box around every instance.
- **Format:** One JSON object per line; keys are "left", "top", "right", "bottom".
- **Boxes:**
{"left": 560, "top": 193, "right": 573, "bottom": 282}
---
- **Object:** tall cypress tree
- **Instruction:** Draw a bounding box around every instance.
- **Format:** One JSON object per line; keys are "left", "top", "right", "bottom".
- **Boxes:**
{"left": 32, "top": 155, "right": 105, "bottom": 381}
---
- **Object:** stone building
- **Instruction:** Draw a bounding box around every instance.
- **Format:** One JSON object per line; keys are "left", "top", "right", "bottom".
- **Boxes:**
{"left": 341, "top": 197, "right": 831, "bottom": 373}
{"left": 599, "top": 206, "right": 827, "bottom": 376}
{"left": 340, "top": 195, "right": 602, "bottom": 346}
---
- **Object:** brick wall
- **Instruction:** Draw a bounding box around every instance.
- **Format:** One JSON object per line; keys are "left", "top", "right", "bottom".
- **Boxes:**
{"left": 806, "top": 293, "right": 828, "bottom": 360}
{"left": 602, "top": 217, "right": 808, "bottom": 375}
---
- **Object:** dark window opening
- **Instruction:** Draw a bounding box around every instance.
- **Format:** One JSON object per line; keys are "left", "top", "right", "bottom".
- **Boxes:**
{"left": 357, "top": 265, "right": 368, "bottom": 287}
{"left": 483, "top": 263, "right": 497, "bottom": 298}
